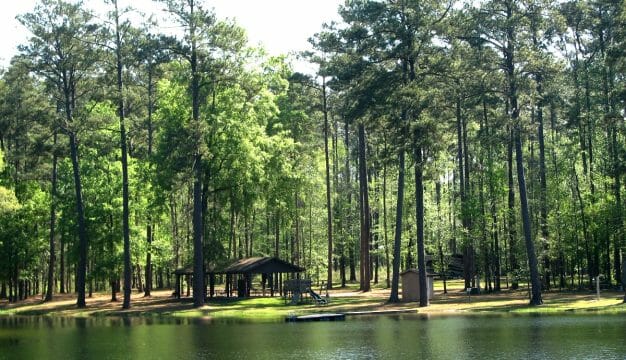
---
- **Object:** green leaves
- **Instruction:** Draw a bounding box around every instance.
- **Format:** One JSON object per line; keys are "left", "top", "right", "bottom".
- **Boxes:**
{"left": 0, "top": 187, "right": 20, "bottom": 215}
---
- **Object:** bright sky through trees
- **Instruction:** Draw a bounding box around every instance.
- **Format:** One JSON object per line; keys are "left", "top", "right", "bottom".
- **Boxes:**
{"left": 0, "top": 0, "right": 342, "bottom": 69}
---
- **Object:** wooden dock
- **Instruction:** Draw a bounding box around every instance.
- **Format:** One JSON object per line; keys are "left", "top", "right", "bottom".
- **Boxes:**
{"left": 285, "top": 313, "right": 346, "bottom": 322}
{"left": 284, "top": 308, "right": 418, "bottom": 322}
{"left": 343, "top": 308, "right": 418, "bottom": 316}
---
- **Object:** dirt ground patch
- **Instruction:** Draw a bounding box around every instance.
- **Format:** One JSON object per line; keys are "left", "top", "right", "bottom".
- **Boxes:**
{"left": 1, "top": 284, "right": 624, "bottom": 318}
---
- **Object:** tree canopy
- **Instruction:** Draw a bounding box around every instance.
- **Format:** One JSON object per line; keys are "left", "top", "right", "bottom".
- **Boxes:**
{"left": 1, "top": 0, "right": 625, "bottom": 306}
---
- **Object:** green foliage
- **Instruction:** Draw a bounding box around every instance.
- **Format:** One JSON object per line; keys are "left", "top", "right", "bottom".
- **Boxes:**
{"left": 1, "top": 0, "right": 625, "bottom": 303}
{"left": 0, "top": 149, "right": 20, "bottom": 215}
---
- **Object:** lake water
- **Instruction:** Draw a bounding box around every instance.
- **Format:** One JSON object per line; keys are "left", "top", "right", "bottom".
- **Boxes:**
{"left": 1, "top": 314, "right": 625, "bottom": 359}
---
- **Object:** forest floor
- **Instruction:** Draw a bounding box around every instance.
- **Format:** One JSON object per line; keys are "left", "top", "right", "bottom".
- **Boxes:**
{"left": 1, "top": 280, "right": 624, "bottom": 319}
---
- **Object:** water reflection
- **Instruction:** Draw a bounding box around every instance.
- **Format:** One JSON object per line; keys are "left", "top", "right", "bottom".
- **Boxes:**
{"left": 0, "top": 314, "right": 625, "bottom": 359}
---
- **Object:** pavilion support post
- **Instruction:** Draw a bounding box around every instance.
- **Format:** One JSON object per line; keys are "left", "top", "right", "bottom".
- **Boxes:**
{"left": 175, "top": 274, "right": 180, "bottom": 299}
{"left": 209, "top": 273, "right": 215, "bottom": 298}
{"left": 262, "top": 273, "right": 266, "bottom": 296}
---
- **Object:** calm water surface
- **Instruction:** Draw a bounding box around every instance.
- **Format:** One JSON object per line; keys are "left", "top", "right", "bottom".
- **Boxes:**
{"left": 0, "top": 314, "right": 625, "bottom": 359}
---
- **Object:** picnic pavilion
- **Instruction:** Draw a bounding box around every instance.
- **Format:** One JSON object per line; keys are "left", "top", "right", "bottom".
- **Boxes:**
{"left": 173, "top": 256, "right": 304, "bottom": 299}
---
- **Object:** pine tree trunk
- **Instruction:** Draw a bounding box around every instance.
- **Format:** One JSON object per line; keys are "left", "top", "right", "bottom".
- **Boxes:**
{"left": 456, "top": 92, "right": 469, "bottom": 289}
{"left": 484, "top": 99, "right": 501, "bottom": 291}
{"left": 145, "top": 224, "right": 152, "bottom": 297}
{"left": 389, "top": 149, "right": 405, "bottom": 303}
{"left": 45, "top": 132, "right": 58, "bottom": 302}
{"left": 322, "top": 77, "right": 333, "bottom": 290}
{"left": 383, "top": 159, "right": 390, "bottom": 288}
{"left": 507, "top": 125, "right": 518, "bottom": 289}
{"left": 145, "top": 65, "right": 155, "bottom": 297}
{"left": 514, "top": 125, "right": 542, "bottom": 305}
{"left": 69, "top": 132, "right": 88, "bottom": 308}
{"left": 192, "top": 154, "right": 205, "bottom": 305}
{"left": 373, "top": 208, "right": 379, "bottom": 284}
{"left": 573, "top": 164, "right": 592, "bottom": 287}
{"left": 112, "top": 0, "right": 132, "bottom": 310}
{"left": 190, "top": 0, "right": 204, "bottom": 307}
{"left": 358, "top": 123, "right": 371, "bottom": 291}
{"left": 505, "top": 2, "right": 541, "bottom": 305}
{"left": 414, "top": 145, "right": 428, "bottom": 307}
{"left": 536, "top": 73, "right": 550, "bottom": 290}
{"left": 612, "top": 125, "right": 623, "bottom": 287}
{"left": 344, "top": 118, "right": 357, "bottom": 283}
{"left": 622, "top": 254, "right": 626, "bottom": 304}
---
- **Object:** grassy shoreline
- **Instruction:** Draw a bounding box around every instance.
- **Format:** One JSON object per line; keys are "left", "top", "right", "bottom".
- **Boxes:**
{"left": 1, "top": 280, "right": 624, "bottom": 319}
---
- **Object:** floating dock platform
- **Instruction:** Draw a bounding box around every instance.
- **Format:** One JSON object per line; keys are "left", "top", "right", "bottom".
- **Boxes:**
{"left": 343, "top": 308, "right": 417, "bottom": 316}
{"left": 285, "top": 313, "right": 346, "bottom": 322}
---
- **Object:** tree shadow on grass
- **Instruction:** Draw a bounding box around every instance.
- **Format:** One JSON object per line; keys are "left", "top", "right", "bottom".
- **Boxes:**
{"left": 467, "top": 294, "right": 626, "bottom": 313}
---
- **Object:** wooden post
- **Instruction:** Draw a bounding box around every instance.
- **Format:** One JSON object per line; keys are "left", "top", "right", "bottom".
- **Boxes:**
{"left": 174, "top": 274, "right": 177, "bottom": 299}
{"left": 262, "top": 273, "right": 266, "bottom": 297}
{"left": 209, "top": 273, "right": 215, "bottom": 298}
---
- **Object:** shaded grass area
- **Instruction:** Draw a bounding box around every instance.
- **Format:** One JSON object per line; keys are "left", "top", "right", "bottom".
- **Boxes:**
{"left": 424, "top": 291, "right": 626, "bottom": 315}
{"left": 1, "top": 284, "right": 624, "bottom": 320}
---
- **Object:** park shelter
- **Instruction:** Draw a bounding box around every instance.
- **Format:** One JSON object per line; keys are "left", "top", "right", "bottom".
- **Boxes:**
{"left": 172, "top": 266, "right": 201, "bottom": 299}
{"left": 172, "top": 257, "right": 304, "bottom": 299}
{"left": 400, "top": 269, "right": 435, "bottom": 302}
{"left": 221, "top": 257, "right": 305, "bottom": 297}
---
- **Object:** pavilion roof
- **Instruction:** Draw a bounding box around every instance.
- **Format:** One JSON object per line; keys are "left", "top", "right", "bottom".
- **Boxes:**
{"left": 173, "top": 257, "right": 304, "bottom": 276}
{"left": 221, "top": 257, "right": 304, "bottom": 274}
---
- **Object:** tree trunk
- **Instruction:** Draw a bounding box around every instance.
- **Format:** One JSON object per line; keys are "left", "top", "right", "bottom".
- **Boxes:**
{"left": 59, "top": 236, "right": 65, "bottom": 294}
{"left": 507, "top": 125, "right": 518, "bottom": 289}
{"left": 373, "top": 209, "right": 379, "bottom": 284}
{"left": 435, "top": 181, "right": 448, "bottom": 294}
{"left": 274, "top": 211, "right": 280, "bottom": 291}
{"left": 536, "top": 73, "right": 550, "bottom": 290}
{"left": 622, "top": 254, "right": 626, "bottom": 304}
{"left": 112, "top": 0, "right": 132, "bottom": 310}
{"left": 229, "top": 197, "right": 235, "bottom": 259}
{"left": 414, "top": 145, "right": 428, "bottom": 307}
{"left": 484, "top": 99, "right": 501, "bottom": 291}
{"left": 612, "top": 125, "right": 623, "bottom": 287}
{"left": 145, "top": 224, "right": 153, "bottom": 297}
{"left": 514, "top": 125, "right": 542, "bottom": 305}
{"left": 111, "top": 277, "right": 117, "bottom": 302}
{"left": 344, "top": 118, "right": 357, "bottom": 283}
{"left": 505, "top": 2, "right": 541, "bottom": 305}
{"left": 573, "top": 165, "right": 592, "bottom": 287}
{"left": 358, "top": 123, "right": 371, "bottom": 292}
{"left": 389, "top": 149, "right": 405, "bottom": 303}
{"left": 69, "top": 132, "right": 88, "bottom": 308}
{"left": 45, "top": 132, "right": 58, "bottom": 302}
{"left": 456, "top": 93, "right": 473, "bottom": 289}
{"left": 190, "top": 1, "right": 204, "bottom": 308}
{"left": 192, "top": 154, "right": 204, "bottom": 306}
{"left": 322, "top": 76, "right": 333, "bottom": 290}
{"left": 145, "top": 64, "right": 155, "bottom": 297}
{"left": 383, "top": 158, "right": 390, "bottom": 288}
